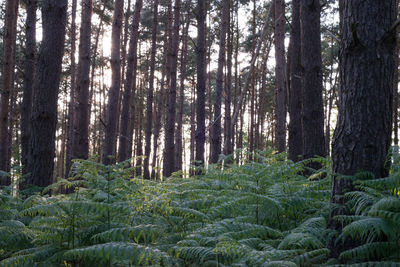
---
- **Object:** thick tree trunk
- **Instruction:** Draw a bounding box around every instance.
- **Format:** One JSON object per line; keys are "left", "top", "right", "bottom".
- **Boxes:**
{"left": 72, "top": 0, "right": 92, "bottom": 163}
{"left": 20, "top": 0, "right": 37, "bottom": 177}
{"left": 143, "top": 0, "right": 159, "bottom": 179}
{"left": 175, "top": 0, "right": 191, "bottom": 173}
{"left": 195, "top": 0, "right": 207, "bottom": 167}
{"left": 65, "top": 0, "right": 78, "bottom": 177}
{"left": 210, "top": 0, "right": 229, "bottom": 164}
{"left": 163, "top": 0, "right": 181, "bottom": 177}
{"left": 28, "top": 0, "right": 67, "bottom": 187}
{"left": 274, "top": 0, "right": 286, "bottom": 153}
{"left": 288, "top": 0, "right": 303, "bottom": 162}
{"left": 0, "top": 0, "right": 19, "bottom": 181}
{"left": 102, "top": 0, "right": 124, "bottom": 165}
{"left": 301, "top": 0, "right": 326, "bottom": 162}
{"left": 118, "top": 0, "right": 142, "bottom": 163}
{"left": 329, "top": 0, "right": 396, "bottom": 257}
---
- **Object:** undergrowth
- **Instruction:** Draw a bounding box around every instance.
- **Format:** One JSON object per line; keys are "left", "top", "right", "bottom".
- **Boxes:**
{"left": 0, "top": 149, "right": 400, "bottom": 266}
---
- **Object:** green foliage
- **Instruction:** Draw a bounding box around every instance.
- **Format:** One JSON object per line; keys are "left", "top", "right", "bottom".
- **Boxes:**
{"left": 1, "top": 151, "right": 400, "bottom": 266}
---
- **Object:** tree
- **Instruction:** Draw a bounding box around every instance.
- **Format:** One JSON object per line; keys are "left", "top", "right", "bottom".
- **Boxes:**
{"left": 71, "top": 0, "right": 93, "bottom": 164}
{"left": 0, "top": 0, "right": 19, "bottom": 181}
{"left": 300, "top": 0, "right": 326, "bottom": 162}
{"left": 329, "top": 0, "right": 396, "bottom": 256}
{"left": 195, "top": 0, "right": 207, "bottom": 166}
{"left": 28, "top": 0, "right": 67, "bottom": 187}
{"left": 118, "top": 0, "right": 142, "bottom": 163}
{"left": 210, "top": 0, "right": 229, "bottom": 164}
{"left": 143, "top": 0, "right": 159, "bottom": 179}
{"left": 288, "top": 0, "right": 302, "bottom": 162}
{"left": 20, "top": 0, "right": 37, "bottom": 177}
{"left": 102, "top": 0, "right": 124, "bottom": 165}
{"left": 163, "top": 0, "right": 181, "bottom": 177}
{"left": 274, "top": 0, "right": 286, "bottom": 153}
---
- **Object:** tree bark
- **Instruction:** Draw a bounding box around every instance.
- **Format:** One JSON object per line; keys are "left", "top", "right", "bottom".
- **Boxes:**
{"left": 28, "top": 0, "right": 67, "bottom": 187}
{"left": 288, "top": 0, "right": 303, "bottom": 162}
{"left": 163, "top": 0, "right": 181, "bottom": 177}
{"left": 195, "top": 0, "right": 207, "bottom": 167}
{"left": 118, "top": 0, "right": 142, "bottom": 163}
{"left": 224, "top": 0, "right": 233, "bottom": 156}
{"left": 329, "top": 0, "right": 396, "bottom": 257}
{"left": 20, "top": 0, "right": 37, "bottom": 177}
{"left": 210, "top": 0, "right": 229, "bottom": 164}
{"left": 175, "top": 0, "right": 191, "bottom": 173}
{"left": 143, "top": 0, "right": 159, "bottom": 179}
{"left": 274, "top": 0, "right": 286, "bottom": 153}
{"left": 102, "top": 0, "right": 124, "bottom": 165}
{"left": 0, "top": 0, "right": 19, "bottom": 181}
{"left": 301, "top": 0, "right": 326, "bottom": 163}
{"left": 72, "top": 0, "right": 92, "bottom": 164}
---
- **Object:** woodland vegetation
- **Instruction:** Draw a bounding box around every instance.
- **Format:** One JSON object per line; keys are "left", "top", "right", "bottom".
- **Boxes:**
{"left": 1, "top": 0, "right": 400, "bottom": 266}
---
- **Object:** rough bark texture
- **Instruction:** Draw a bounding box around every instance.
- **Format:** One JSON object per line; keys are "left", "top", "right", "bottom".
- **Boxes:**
{"left": 0, "top": 0, "right": 19, "bottom": 180}
{"left": 175, "top": 0, "right": 191, "bottom": 173}
{"left": 102, "top": 0, "right": 124, "bottom": 165}
{"left": 118, "top": 0, "right": 142, "bottom": 163}
{"left": 300, "top": 0, "right": 326, "bottom": 161}
{"left": 143, "top": 0, "right": 159, "bottom": 179}
{"left": 72, "top": 0, "right": 92, "bottom": 162}
{"left": 195, "top": 0, "right": 207, "bottom": 166}
{"left": 329, "top": 0, "right": 396, "bottom": 257}
{"left": 210, "top": 0, "right": 229, "bottom": 164}
{"left": 20, "top": 0, "right": 37, "bottom": 177}
{"left": 394, "top": 20, "right": 399, "bottom": 146}
{"left": 274, "top": 0, "right": 286, "bottom": 153}
{"left": 28, "top": 0, "right": 67, "bottom": 187}
{"left": 163, "top": 0, "right": 181, "bottom": 177}
{"left": 224, "top": 0, "right": 233, "bottom": 156}
{"left": 288, "top": 0, "right": 303, "bottom": 162}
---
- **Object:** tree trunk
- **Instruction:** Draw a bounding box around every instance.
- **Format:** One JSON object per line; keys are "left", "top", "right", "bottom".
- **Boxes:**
{"left": 28, "top": 0, "right": 67, "bottom": 187}
{"left": 71, "top": 0, "right": 92, "bottom": 164}
{"left": 329, "top": 0, "right": 396, "bottom": 257}
{"left": 288, "top": 0, "right": 302, "bottom": 162}
{"left": 274, "top": 0, "right": 286, "bottom": 153}
{"left": 65, "top": 0, "right": 78, "bottom": 177}
{"left": 224, "top": 0, "right": 233, "bottom": 156}
{"left": 163, "top": 0, "right": 181, "bottom": 177}
{"left": 301, "top": 0, "right": 326, "bottom": 163}
{"left": 20, "top": 0, "right": 37, "bottom": 177}
{"left": 118, "top": 0, "right": 142, "bottom": 163}
{"left": 394, "top": 20, "right": 399, "bottom": 146}
{"left": 143, "top": 0, "right": 159, "bottom": 179}
{"left": 102, "top": 0, "right": 124, "bottom": 165}
{"left": 210, "top": 0, "right": 229, "bottom": 164}
{"left": 0, "top": 0, "right": 19, "bottom": 181}
{"left": 195, "top": 0, "right": 207, "bottom": 167}
{"left": 175, "top": 0, "right": 191, "bottom": 173}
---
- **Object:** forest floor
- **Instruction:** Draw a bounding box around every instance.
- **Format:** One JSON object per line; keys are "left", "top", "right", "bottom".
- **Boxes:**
{"left": 1, "top": 150, "right": 400, "bottom": 266}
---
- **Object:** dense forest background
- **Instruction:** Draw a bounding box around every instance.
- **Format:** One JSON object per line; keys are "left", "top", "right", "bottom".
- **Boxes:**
{"left": 1, "top": 0, "right": 400, "bottom": 266}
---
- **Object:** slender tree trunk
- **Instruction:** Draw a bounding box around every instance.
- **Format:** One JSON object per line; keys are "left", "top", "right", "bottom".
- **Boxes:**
{"left": 65, "top": 0, "right": 78, "bottom": 177}
{"left": 0, "top": 0, "right": 19, "bottom": 180}
{"left": 288, "top": 0, "right": 302, "bottom": 162}
{"left": 394, "top": 17, "right": 399, "bottom": 146}
{"left": 175, "top": 0, "right": 191, "bottom": 173}
{"left": 143, "top": 0, "right": 159, "bottom": 179}
{"left": 210, "top": 0, "right": 229, "bottom": 164}
{"left": 28, "top": 0, "right": 67, "bottom": 187}
{"left": 301, "top": 0, "right": 326, "bottom": 163}
{"left": 195, "top": 0, "right": 207, "bottom": 167}
{"left": 329, "top": 0, "right": 396, "bottom": 257}
{"left": 71, "top": 0, "right": 92, "bottom": 164}
{"left": 274, "top": 0, "right": 286, "bottom": 153}
{"left": 118, "top": 0, "right": 142, "bottom": 163}
{"left": 102, "top": 0, "right": 124, "bottom": 165}
{"left": 163, "top": 0, "right": 181, "bottom": 177}
{"left": 224, "top": 0, "right": 233, "bottom": 156}
{"left": 249, "top": 0, "right": 256, "bottom": 157}
{"left": 20, "top": 0, "right": 37, "bottom": 177}
{"left": 190, "top": 78, "right": 196, "bottom": 175}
